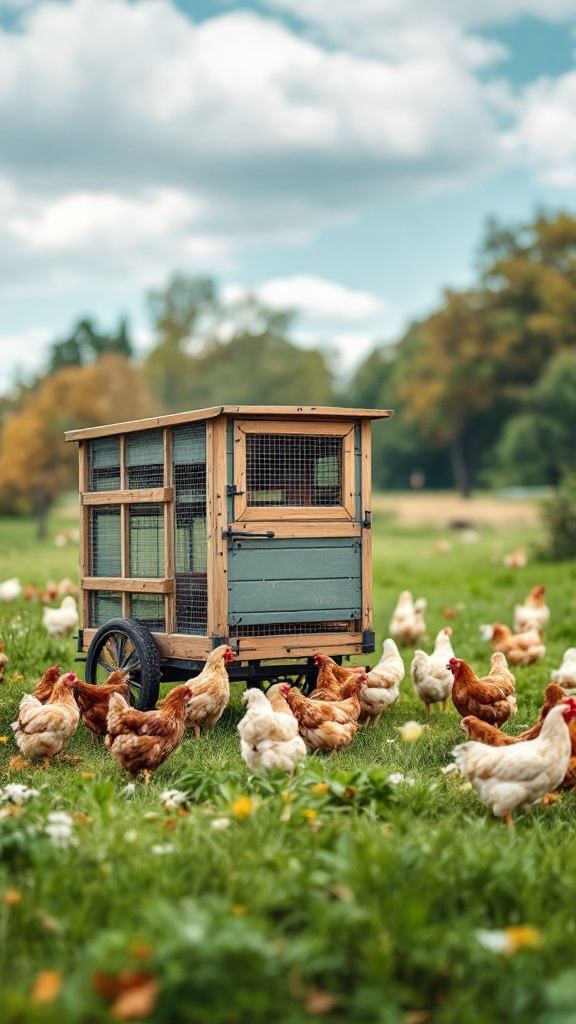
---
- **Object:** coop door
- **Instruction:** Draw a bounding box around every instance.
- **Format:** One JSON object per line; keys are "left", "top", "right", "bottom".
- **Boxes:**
{"left": 226, "top": 420, "right": 362, "bottom": 636}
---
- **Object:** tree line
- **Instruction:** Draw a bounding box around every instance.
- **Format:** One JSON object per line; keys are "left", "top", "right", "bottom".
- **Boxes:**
{"left": 1, "top": 209, "right": 576, "bottom": 535}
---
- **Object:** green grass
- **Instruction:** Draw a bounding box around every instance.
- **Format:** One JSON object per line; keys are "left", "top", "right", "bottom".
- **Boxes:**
{"left": 1, "top": 499, "right": 576, "bottom": 1022}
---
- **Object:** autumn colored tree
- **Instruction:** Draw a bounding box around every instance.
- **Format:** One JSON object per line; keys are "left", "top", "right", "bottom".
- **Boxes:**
{"left": 0, "top": 355, "right": 156, "bottom": 537}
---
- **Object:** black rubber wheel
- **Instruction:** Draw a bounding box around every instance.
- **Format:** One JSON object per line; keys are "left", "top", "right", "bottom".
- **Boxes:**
{"left": 84, "top": 618, "right": 161, "bottom": 710}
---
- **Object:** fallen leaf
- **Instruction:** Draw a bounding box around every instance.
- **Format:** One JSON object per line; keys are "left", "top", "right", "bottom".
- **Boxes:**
{"left": 303, "top": 988, "right": 338, "bottom": 1014}
{"left": 111, "top": 977, "right": 159, "bottom": 1020}
{"left": 8, "top": 755, "right": 31, "bottom": 771}
{"left": 31, "top": 970, "right": 62, "bottom": 1004}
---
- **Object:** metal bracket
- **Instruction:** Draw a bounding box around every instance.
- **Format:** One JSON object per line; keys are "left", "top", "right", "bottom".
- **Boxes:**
{"left": 226, "top": 484, "right": 245, "bottom": 497}
{"left": 223, "top": 527, "right": 275, "bottom": 539}
{"left": 362, "top": 629, "right": 376, "bottom": 653}
{"left": 362, "top": 510, "right": 372, "bottom": 529}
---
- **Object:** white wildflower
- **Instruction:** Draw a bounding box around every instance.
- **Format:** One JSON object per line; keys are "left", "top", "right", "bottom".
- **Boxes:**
{"left": 159, "top": 788, "right": 188, "bottom": 810}
{"left": 124, "top": 830, "right": 138, "bottom": 843}
{"left": 474, "top": 929, "right": 510, "bottom": 954}
{"left": 47, "top": 812, "right": 73, "bottom": 827}
{"left": 151, "top": 843, "right": 175, "bottom": 855}
{"left": 385, "top": 738, "right": 396, "bottom": 744}
{"left": 388, "top": 773, "right": 415, "bottom": 786}
{"left": 0, "top": 784, "right": 39, "bottom": 804}
{"left": 210, "top": 817, "right": 231, "bottom": 831}
{"left": 122, "top": 783, "right": 136, "bottom": 798}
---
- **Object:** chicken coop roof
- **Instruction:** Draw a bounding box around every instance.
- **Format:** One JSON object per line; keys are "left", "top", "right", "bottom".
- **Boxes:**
{"left": 64, "top": 405, "right": 393, "bottom": 442}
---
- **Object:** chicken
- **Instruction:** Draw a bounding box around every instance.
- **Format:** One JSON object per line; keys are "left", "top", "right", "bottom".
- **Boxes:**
{"left": 31, "top": 664, "right": 62, "bottom": 703}
{"left": 451, "top": 697, "right": 576, "bottom": 827}
{"left": 73, "top": 670, "right": 131, "bottom": 741}
{"left": 266, "top": 682, "right": 296, "bottom": 716}
{"left": 238, "top": 689, "right": 307, "bottom": 773}
{"left": 389, "top": 590, "right": 427, "bottom": 646}
{"left": 312, "top": 653, "right": 366, "bottom": 697}
{"left": 513, "top": 584, "right": 550, "bottom": 635}
{"left": 358, "top": 638, "right": 405, "bottom": 726}
{"left": 185, "top": 645, "right": 234, "bottom": 740}
{"left": 551, "top": 647, "right": 576, "bottom": 686}
{"left": 460, "top": 683, "right": 569, "bottom": 747}
{"left": 11, "top": 671, "right": 80, "bottom": 766}
{"left": 0, "top": 577, "right": 22, "bottom": 602}
{"left": 105, "top": 684, "right": 193, "bottom": 782}
{"left": 448, "top": 653, "right": 517, "bottom": 727}
{"left": 42, "top": 596, "right": 79, "bottom": 638}
{"left": 310, "top": 667, "right": 367, "bottom": 703}
{"left": 480, "top": 623, "right": 545, "bottom": 666}
{"left": 280, "top": 680, "right": 361, "bottom": 752}
{"left": 0, "top": 639, "right": 8, "bottom": 683}
{"left": 503, "top": 547, "right": 528, "bottom": 569}
{"left": 410, "top": 627, "right": 455, "bottom": 715}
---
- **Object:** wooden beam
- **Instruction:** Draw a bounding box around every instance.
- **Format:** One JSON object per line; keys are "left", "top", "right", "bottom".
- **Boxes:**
{"left": 81, "top": 487, "right": 173, "bottom": 505}
{"left": 360, "top": 419, "right": 373, "bottom": 633}
{"left": 207, "top": 418, "right": 228, "bottom": 637}
{"left": 82, "top": 577, "right": 174, "bottom": 594}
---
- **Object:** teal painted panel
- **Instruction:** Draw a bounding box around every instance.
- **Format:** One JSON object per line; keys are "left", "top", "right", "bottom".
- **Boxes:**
{"left": 227, "top": 536, "right": 361, "bottom": 624}
{"left": 228, "top": 538, "right": 360, "bottom": 583}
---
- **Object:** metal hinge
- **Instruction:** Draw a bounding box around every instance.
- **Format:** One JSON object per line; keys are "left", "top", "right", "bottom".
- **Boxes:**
{"left": 362, "top": 510, "right": 372, "bottom": 528}
{"left": 226, "top": 484, "right": 245, "bottom": 496}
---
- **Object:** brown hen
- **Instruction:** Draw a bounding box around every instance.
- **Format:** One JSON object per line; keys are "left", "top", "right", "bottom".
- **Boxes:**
{"left": 105, "top": 684, "right": 193, "bottom": 782}
{"left": 449, "top": 653, "right": 517, "bottom": 727}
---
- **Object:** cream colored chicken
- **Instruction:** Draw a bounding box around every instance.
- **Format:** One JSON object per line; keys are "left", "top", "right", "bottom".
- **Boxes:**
{"left": 389, "top": 590, "right": 427, "bottom": 646}
{"left": 513, "top": 585, "right": 550, "bottom": 635}
{"left": 11, "top": 671, "right": 80, "bottom": 766}
{"left": 452, "top": 697, "right": 576, "bottom": 827}
{"left": 410, "top": 627, "right": 455, "bottom": 714}
{"left": 266, "top": 683, "right": 296, "bottom": 716}
{"left": 551, "top": 647, "right": 576, "bottom": 686}
{"left": 185, "top": 645, "right": 234, "bottom": 739}
{"left": 480, "top": 623, "right": 545, "bottom": 666}
{"left": 42, "top": 596, "right": 79, "bottom": 638}
{"left": 238, "top": 688, "right": 307, "bottom": 773}
{"left": 358, "top": 638, "right": 405, "bottom": 726}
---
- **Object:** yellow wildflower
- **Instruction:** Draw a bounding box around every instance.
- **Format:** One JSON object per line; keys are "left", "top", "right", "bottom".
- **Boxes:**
{"left": 398, "top": 721, "right": 424, "bottom": 742}
{"left": 31, "top": 970, "right": 62, "bottom": 1004}
{"left": 302, "top": 808, "right": 317, "bottom": 821}
{"left": 0, "top": 736, "right": 8, "bottom": 744}
{"left": 3, "top": 889, "right": 22, "bottom": 906}
{"left": 311, "top": 782, "right": 329, "bottom": 794}
{"left": 231, "top": 797, "right": 254, "bottom": 819}
{"left": 504, "top": 926, "right": 542, "bottom": 955}
{"left": 231, "top": 904, "right": 247, "bottom": 916}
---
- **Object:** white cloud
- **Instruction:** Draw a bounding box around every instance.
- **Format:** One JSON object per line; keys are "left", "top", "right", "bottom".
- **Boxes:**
{"left": 0, "top": 326, "right": 54, "bottom": 381}
{"left": 501, "top": 72, "right": 576, "bottom": 186}
{"left": 224, "top": 275, "right": 384, "bottom": 320}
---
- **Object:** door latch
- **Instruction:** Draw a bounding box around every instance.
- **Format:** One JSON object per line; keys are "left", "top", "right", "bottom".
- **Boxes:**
{"left": 223, "top": 527, "right": 275, "bottom": 539}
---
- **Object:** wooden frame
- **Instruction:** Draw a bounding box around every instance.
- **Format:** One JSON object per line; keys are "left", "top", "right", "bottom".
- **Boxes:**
{"left": 233, "top": 419, "right": 356, "bottom": 522}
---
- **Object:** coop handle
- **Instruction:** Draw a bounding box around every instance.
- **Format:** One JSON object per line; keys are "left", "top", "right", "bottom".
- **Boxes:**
{"left": 223, "top": 527, "right": 275, "bottom": 539}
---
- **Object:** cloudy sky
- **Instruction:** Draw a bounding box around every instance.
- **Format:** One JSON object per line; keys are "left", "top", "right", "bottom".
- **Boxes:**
{"left": 2, "top": 0, "right": 576, "bottom": 388}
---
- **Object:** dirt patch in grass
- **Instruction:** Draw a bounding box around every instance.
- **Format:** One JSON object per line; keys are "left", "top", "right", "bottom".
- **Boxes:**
{"left": 372, "top": 491, "right": 542, "bottom": 528}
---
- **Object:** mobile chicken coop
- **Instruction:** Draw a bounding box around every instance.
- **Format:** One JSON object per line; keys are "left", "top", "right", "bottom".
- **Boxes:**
{"left": 65, "top": 405, "right": 392, "bottom": 708}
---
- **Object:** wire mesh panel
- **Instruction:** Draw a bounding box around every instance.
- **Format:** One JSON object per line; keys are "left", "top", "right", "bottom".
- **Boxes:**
{"left": 173, "top": 425, "right": 208, "bottom": 634}
{"left": 91, "top": 590, "right": 122, "bottom": 627}
{"left": 129, "top": 504, "right": 165, "bottom": 578}
{"left": 90, "top": 506, "right": 121, "bottom": 576}
{"left": 129, "top": 594, "right": 165, "bottom": 632}
{"left": 229, "top": 621, "right": 355, "bottom": 638}
{"left": 246, "top": 434, "right": 342, "bottom": 507}
{"left": 88, "top": 437, "right": 121, "bottom": 491}
{"left": 126, "top": 430, "right": 164, "bottom": 489}
{"left": 173, "top": 423, "right": 208, "bottom": 635}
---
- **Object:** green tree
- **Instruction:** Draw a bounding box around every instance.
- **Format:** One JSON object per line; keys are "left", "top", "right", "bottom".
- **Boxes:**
{"left": 48, "top": 317, "right": 133, "bottom": 373}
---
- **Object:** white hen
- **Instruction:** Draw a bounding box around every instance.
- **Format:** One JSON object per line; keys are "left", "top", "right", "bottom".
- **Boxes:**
{"left": 359, "top": 638, "right": 405, "bottom": 727}
{"left": 42, "top": 596, "right": 79, "bottom": 638}
{"left": 0, "top": 577, "right": 22, "bottom": 602}
{"left": 238, "top": 688, "right": 306, "bottom": 773}
{"left": 551, "top": 647, "right": 576, "bottom": 687}
{"left": 411, "top": 627, "right": 455, "bottom": 714}
{"left": 389, "top": 590, "right": 427, "bottom": 645}
{"left": 451, "top": 698, "right": 576, "bottom": 827}
{"left": 513, "top": 585, "right": 550, "bottom": 635}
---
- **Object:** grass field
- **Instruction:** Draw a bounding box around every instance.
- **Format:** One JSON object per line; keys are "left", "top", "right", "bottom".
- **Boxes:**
{"left": 1, "top": 496, "right": 576, "bottom": 1022}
